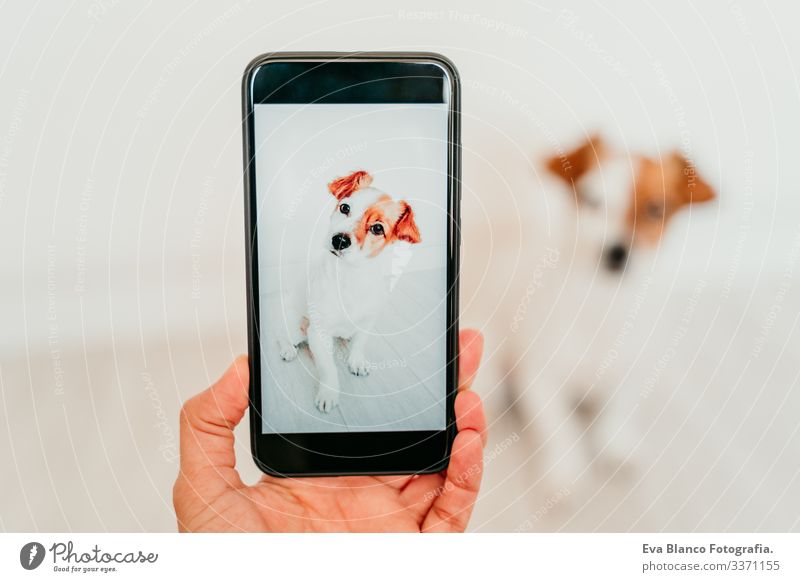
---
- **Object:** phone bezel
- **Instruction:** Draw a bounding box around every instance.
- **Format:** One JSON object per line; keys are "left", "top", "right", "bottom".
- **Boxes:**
{"left": 242, "top": 52, "right": 460, "bottom": 477}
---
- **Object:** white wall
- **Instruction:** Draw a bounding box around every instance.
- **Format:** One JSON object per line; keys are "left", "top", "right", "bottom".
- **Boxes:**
{"left": 4, "top": 0, "right": 800, "bottom": 351}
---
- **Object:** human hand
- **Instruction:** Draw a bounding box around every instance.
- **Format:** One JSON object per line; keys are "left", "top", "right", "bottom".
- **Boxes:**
{"left": 173, "top": 329, "right": 486, "bottom": 532}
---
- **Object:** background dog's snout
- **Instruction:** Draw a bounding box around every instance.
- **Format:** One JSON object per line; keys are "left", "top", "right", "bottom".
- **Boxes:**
{"left": 605, "top": 244, "right": 628, "bottom": 271}
{"left": 331, "top": 233, "right": 351, "bottom": 251}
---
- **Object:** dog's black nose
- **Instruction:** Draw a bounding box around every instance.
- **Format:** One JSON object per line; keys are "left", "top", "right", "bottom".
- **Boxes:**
{"left": 605, "top": 244, "right": 628, "bottom": 271}
{"left": 331, "top": 233, "right": 351, "bottom": 251}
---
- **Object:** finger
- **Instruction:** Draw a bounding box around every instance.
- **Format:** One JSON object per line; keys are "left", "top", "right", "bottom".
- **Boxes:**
{"left": 458, "top": 329, "right": 484, "bottom": 392}
{"left": 178, "top": 356, "right": 249, "bottom": 487}
{"left": 398, "top": 472, "right": 444, "bottom": 521}
{"left": 456, "top": 389, "right": 487, "bottom": 447}
{"left": 420, "top": 428, "right": 484, "bottom": 532}
{"left": 373, "top": 474, "right": 415, "bottom": 489}
{"left": 400, "top": 390, "right": 486, "bottom": 512}
{"left": 399, "top": 389, "right": 486, "bottom": 519}
{"left": 401, "top": 331, "right": 487, "bottom": 517}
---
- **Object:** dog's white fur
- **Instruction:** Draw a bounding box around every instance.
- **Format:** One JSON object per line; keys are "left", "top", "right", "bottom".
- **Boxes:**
{"left": 273, "top": 170, "right": 421, "bottom": 412}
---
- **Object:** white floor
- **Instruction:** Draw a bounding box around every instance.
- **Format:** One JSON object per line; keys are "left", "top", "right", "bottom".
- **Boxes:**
{"left": 3, "top": 269, "right": 800, "bottom": 532}
{"left": 261, "top": 268, "right": 447, "bottom": 433}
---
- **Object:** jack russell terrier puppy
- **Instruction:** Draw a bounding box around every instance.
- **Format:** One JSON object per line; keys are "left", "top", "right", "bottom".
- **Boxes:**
{"left": 496, "top": 135, "right": 716, "bottom": 486}
{"left": 273, "top": 170, "right": 421, "bottom": 412}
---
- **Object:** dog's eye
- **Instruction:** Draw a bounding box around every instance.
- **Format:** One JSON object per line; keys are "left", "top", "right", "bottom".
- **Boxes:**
{"left": 577, "top": 189, "right": 601, "bottom": 208}
{"left": 370, "top": 223, "right": 384, "bottom": 236}
{"left": 645, "top": 202, "right": 664, "bottom": 219}
{"left": 584, "top": 197, "right": 601, "bottom": 209}
{"left": 339, "top": 203, "right": 350, "bottom": 215}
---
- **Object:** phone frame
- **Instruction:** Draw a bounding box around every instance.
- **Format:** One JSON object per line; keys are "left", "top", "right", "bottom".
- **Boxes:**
{"left": 242, "top": 52, "right": 461, "bottom": 477}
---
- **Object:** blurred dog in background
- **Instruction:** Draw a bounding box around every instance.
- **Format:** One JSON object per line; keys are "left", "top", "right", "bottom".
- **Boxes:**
{"left": 545, "top": 135, "right": 715, "bottom": 273}
{"left": 478, "top": 134, "right": 716, "bottom": 489}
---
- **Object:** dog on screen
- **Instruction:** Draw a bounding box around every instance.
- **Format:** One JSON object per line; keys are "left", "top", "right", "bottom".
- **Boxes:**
{"left": 274, "top": 170, "right": 421, "bottom": 412}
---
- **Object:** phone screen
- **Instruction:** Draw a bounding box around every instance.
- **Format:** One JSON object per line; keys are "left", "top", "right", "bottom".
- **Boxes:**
{"left": 251, "top": 62, "right": 451, "bottom": 435}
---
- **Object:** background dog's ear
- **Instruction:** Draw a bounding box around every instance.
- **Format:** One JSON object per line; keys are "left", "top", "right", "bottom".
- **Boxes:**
{"left": 394, "top": 202, "right": 421, "bottom": 244}
{"left": 328, "top": 170, "right": 373, "bottom": 200}
{"left": 545, "top": 134, "right": 605, "bottom": 185}
{"left": 669, "top": 152, "right": 715, "bottom": 204}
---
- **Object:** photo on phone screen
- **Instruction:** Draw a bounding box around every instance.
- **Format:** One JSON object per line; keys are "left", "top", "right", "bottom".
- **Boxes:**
{"left": 252, "top": 75, "right": 451, "bottom": 435}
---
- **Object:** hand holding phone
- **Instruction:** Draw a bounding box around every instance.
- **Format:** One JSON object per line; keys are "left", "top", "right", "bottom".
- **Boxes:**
{"left": 173, "top": 330, "right": 485, "bottom": 532}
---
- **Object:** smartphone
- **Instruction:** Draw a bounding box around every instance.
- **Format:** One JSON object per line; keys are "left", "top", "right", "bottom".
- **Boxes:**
{"left": 242, "top": 52, "right": 460, "bottom": 476}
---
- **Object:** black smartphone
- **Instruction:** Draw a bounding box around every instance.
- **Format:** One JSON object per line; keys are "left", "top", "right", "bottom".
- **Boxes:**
{"left": 242, "top": 52, "right": 460, "bottom": 477}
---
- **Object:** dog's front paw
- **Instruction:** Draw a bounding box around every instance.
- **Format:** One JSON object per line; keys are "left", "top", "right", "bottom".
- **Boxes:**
{"left": 348, "top": 356, "right": 370, "bottom": 376}
{"left": 314, "top": 386, "right": 340, "bottom": 413}
{"left": 278, "top": 340, "right": 298, "bottom": 362}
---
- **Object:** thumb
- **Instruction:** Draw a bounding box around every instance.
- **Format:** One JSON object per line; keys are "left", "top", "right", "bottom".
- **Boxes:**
{"left": 178, "top": 356, "right": 250, "bottom": 487}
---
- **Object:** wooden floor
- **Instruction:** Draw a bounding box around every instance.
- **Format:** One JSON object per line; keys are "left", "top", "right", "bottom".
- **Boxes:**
{"left": 260, "top": 268, "right": 447, "bottom": 433}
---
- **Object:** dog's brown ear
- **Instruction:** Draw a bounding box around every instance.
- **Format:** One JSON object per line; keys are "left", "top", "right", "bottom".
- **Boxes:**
{"left": 328, "top": 170, "right": 373, "bottom": 200}
{"left": 545, "top": 134, "right": 605, "bottom": 185}
{"left": 394, "top": 202, "right": 421, "bottom": 244}
{"left": 669, "top": 152, "right": 715, "bottom": 204}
